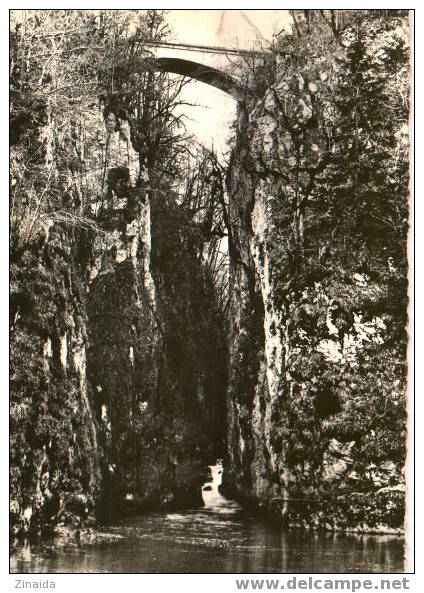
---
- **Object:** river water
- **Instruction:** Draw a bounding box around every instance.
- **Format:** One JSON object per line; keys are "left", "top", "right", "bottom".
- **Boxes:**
{"left": 10, "top": 464, "right": 405, "bottom": 574}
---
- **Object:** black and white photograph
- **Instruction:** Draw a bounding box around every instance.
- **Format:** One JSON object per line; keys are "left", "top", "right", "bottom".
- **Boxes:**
{"left": 9, "top": 8, "right": 413, "bottom": 575}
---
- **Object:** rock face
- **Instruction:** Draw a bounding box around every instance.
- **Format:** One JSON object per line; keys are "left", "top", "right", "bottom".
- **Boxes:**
{"left": 224, "top": 106, "right": 281, "bottom": 509}
{"left": 87, "top": 189, "right": 227, "bottom": 519}
{"left": 223, "top": 45, "right": 408, "bottom": 532}
{"left": 224, "top": 149, "right": 407, "bottom": 530}
{"left": 10, "top": 224, "right": 103, "bottom": 535}
{"left": 10, "top": 107, "right": 226, "bottom": 535}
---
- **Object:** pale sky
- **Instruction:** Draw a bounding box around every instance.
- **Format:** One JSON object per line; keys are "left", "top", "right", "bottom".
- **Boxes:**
{"left": 158, "top": 10, "right": 292, "bottom": 157}
{"left": 167, "top": 10, "right": 291, "bottom": 48}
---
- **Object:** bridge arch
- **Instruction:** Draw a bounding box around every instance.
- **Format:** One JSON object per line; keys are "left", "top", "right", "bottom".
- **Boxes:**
{"left": 146, "top": 57, "right": 244, "bottom": 101}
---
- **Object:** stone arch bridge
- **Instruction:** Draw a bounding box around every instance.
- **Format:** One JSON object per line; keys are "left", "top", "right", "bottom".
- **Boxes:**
{"left": 144, "top": 55, "right": 245, "bottom": 101}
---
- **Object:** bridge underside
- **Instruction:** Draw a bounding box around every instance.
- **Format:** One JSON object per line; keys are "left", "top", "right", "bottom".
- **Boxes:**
{"left": 148, "top": 57, "right": 243, "bottom": 101}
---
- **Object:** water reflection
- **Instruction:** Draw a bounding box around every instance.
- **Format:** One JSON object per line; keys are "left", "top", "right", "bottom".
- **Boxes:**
{"left": 10, "top": 512, "right": 405, "bottom": 573}
{"left": 10, "top": 465, "right": 405, "bottom": 573}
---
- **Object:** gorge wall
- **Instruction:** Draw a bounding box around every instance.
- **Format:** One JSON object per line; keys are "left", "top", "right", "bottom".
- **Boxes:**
{"left": 223, "top": 12, "right": 409, "bottom": 532}
{"left": 10, "top": 104, "right": 226, "bottom": 536}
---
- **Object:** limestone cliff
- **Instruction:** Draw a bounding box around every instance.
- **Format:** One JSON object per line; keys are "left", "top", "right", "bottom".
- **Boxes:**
{"left": 10, "top": 105, "right": 226, "bottom": 536}
{"left": 223, "top": 11, "right": 409, "bottom": 533}
{"left": 10, "top": 224, "right": 103, "bottom": 535}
